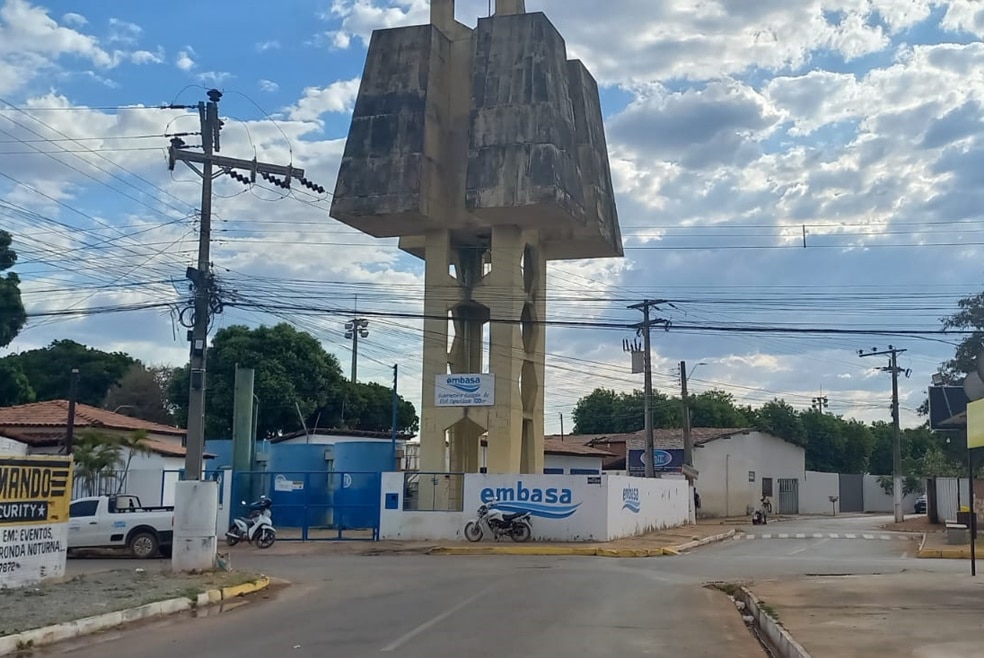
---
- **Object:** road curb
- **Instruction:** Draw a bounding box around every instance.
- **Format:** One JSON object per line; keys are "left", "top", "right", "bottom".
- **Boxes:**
{"left": 664, "top": 528, "right": 738, "bottom": 555}
{"left": 737, "top": 586, "right": 812, "bottom": 658}
{"left": 0, "top": 576, "right": 270, "bottom": 657}
{"left": 427, "top": 545, "right": 665, "bottom": 557}
{"left": 916, "top": 546, "right": 980, "bottom": 559}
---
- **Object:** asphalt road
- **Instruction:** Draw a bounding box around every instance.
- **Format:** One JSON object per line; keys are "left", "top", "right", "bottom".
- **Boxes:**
{"left": 52, "top": 515, "right": 964, "bottom": 658}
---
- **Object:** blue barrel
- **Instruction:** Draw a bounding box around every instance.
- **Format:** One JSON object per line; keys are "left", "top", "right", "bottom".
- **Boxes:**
{"left": 267, "top": 444, "right": 331, "bottom": 529}
{"left": 333, "top": 442, "right": 391, "bottom": 529}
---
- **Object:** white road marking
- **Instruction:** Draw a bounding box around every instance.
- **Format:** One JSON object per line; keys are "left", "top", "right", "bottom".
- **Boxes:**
{"left": 813, "top": 533, "right": 824, "bottom": 539}
{"left": 795, "top": 533, "right": 806, "bottom": 539}
{"left": 762, "top": 533, "right": 772, "bottom": 539}
{"left": 779, "top": 533, "right": 789, "bottom": 539}
{"left": 381, "top": 586, "right": 495, "bottom": 652}
{"left": 829, "top": 533, "right": 840, "bottom": 539}
{"left": 880, "top": 535, "right": 891, "bottom": 540}
{"left": 862, "top": 534, "right": 874, "bottom": 540}
{"left": 845, "top": 533, "right": 857, "bottom": 539}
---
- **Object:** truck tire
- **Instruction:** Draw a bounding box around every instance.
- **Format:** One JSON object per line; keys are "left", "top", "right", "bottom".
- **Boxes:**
{"left": 128, "top": 530, "right": 159, "bottom": 559}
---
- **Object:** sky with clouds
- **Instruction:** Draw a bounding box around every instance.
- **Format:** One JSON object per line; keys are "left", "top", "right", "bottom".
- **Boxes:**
{"left": 2, "top": 0, "right": 984, "bottom": 435}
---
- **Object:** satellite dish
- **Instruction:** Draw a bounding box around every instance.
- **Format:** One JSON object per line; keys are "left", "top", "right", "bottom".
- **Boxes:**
{"left": 963, "top": 371, "right": 984, "bottom": 402}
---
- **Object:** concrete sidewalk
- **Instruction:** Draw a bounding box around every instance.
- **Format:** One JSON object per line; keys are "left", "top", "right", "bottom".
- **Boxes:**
{"left": 749, "top": 573, "right": 984, "bottom": 657}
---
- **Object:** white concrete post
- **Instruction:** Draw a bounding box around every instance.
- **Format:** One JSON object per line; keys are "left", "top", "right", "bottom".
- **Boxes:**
{"left": 171, "top": 480, "right": 218, "bottom": 571}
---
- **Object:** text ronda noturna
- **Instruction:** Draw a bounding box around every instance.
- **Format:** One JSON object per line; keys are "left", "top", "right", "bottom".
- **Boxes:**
{"left": 435, "top": 374, "right": 495, "bottom": 407}
{"left": 0, "top": 456, "right": 74, "bottom": 588}
{"left": 479, "top": 481, "right": 581, "bottom": 519}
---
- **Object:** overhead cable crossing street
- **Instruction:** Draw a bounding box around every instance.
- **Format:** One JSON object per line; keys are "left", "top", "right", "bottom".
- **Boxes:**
{"left": 165, "top": 88, "right": 322, "bottom": 481}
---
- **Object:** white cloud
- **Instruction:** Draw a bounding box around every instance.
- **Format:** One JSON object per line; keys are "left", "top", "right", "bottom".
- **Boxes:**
{"left": 107, "top": 17, "right": 141, "bottom": 45}
{"left": 197, "top": 71, "right": 232, "bottom": 85}
{"left": 255, "top": 40, "right": 280, "bottom": 52}
{"left": 129, "top": 48, "right": 165, "bottom": 65}
{"left": 61, "top": 12, "right": 86, "bottom": 27}
{"left": 175, "top": 49, "right": 195, "bottom": 71}
{"left": 286, "top": 78, "right": 361, "bottom": 121}
{"left": 258, "top": 79, "right": 279, "bottom": 92}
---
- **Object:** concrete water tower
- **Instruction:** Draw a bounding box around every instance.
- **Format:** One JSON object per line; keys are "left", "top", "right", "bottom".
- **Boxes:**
{"left": 331, "top": 0, "right": 623, "bottom": 475}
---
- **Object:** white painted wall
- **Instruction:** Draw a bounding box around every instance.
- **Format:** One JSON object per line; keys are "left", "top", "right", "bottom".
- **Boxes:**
{"left": 800, "top": 471, "right": 840, "bottom": 515}
{"left": 862, "top": 475, "right": 919, "bottom": 514}
{"left": 380, "top": 473, "right": 690, "bottom": 542}
{"left": 694, "top": 432, "right": 805, "bottom": 517}
{"left": 544, "top": 453, "right": 603, "bottom": 474}
{"left": 605, "top": 475, "right": 689, "bottom": 539}
{"left": 0, "top": 523, "right": 69, "bottom": 589}
{"left": 0, "top": 436, "right": 27, "bottom": 456}
{"left": 379, "top": 472, "right": 467, "bottom": 540}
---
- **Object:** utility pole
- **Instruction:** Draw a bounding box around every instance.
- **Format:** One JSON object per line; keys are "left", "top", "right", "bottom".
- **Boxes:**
{"left": 169, "top": 89, "right": 319, "bottom": 480}
{"left": 628, "top": 300, "right": 669, "bottom": 478}
{"left": 811, "top": 394, "right": 829, "bottom": 413}
{"left": 64, "top": 368, "right": 79, "bottom": 456}
{"left": 859, "top": 345, "right": 910, "bottom": 523}
{"left": 559, "top": 413, "right": 565, "bottom": 442}
{"left": 390, "top": 364, "right": 399, "bottom": 469}
{"left": 345, "top": 318, "right": 369, "bottom": 382}
{"left": 680, "top": 360, "right": 693, "bottom": 468}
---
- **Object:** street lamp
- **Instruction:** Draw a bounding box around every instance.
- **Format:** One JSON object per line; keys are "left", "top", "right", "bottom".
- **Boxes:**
{"left": 344, "top": 318, "right": 370, "bottom": 382}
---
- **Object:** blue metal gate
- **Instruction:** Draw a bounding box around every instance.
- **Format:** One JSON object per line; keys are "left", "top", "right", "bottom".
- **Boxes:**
{"left": 230, "top": 471, "right": 381, "bottom": 541}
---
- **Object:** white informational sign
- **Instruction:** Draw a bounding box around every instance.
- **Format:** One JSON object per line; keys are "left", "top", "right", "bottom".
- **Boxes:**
{"left": 1, "top": 455, "right": 74, "bottom": 589}
{"left": 274, "top": 474, "right": 304, "bottom": 492}
{"left": 435, "top": 374, "right": 495, "bottom": 407}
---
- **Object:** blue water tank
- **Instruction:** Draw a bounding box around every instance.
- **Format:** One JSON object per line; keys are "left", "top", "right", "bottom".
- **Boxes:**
{"left": 204, "top": 440, "right": 234, "bottom": 469}
{"left": 332, "top": 442, "right": 392, "bottom": 530}
{"left": 267, "top": 444, "right": 331, "bottom": 529}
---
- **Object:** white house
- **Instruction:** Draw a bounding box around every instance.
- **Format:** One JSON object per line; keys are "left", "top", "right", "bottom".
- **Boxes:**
{"left": 595, "top": 428, "right": 806, "bottom": 518}
{"left": 0, "top": 400, "right": 209, "bottom": 506}
{"left": 543, "top": 438, "right": 615, "bottom": 475}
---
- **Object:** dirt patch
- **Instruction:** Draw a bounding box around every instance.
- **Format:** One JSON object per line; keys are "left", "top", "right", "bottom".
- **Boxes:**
{"left": 880, "top": 515, "right": 935, "bottom": 534}
{"left": 0, "top": 569, "right": 261, "bottom": 636}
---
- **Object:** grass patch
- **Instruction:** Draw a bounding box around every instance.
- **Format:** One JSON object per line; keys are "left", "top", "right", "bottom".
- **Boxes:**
{"left": 709, "top": 582, "right": 742, "bottom": 597}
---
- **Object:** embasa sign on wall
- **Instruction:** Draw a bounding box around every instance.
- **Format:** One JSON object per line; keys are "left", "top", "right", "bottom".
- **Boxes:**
{"left": 0, "top": 455, "right": 73, "bottom": 589}
{"left": 435, "top": 374, "right": 495, "bottom": 407}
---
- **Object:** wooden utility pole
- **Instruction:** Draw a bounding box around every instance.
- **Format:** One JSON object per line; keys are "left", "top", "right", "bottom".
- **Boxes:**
{"left": 628, "top": 301, "right": 669, "bottom": 478}
{"left": 859, "top": 346, "right": 908, "bottom": 524}
{"left": 680, "top": 360, "right": 693, "bottom": 468}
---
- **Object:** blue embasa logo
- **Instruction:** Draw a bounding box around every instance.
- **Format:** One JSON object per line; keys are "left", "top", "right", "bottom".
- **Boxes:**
{"left": 652, "top": 450, "right": 673, "bottom": 467}
{"left": 447, "top": 376, "right": 482, "bottom": 394}
{"left": 480, "top": 481, "right": 580, "bottom": 519}
{"left": 622, "top": 486, "right": 640, "bottom": 513}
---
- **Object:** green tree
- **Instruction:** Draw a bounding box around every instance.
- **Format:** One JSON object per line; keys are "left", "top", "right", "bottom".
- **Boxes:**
{"left": 2, "top": 340, "right": 135, "bottom": 406}
{"left": 104, "top": 364, "right": 175, "bottom": 425}
{"left": 315, "top": 380, "right": 418, "bottom": 434}
{"left": 572, "top": 388, "right": 619, "bottom": 434}
{"left": 0, "top": 361, "right": 35, "bottom": 406}
{"left": 168, "top": 323, "right": 418, "bottom": 439}
{"left": 0, "top": 231, "right": 26, "bottom": 349}
{"left": 754, "top": 399, "right": 805, "bottom": 446}
{"left": 114, "top": 430, "right": 153, "bottom": 494}
{"left": 688, "top": 390, "right": 749, "bottom": 428}
{"left": 73, "top": 430, "right": 124, "bottom": 497}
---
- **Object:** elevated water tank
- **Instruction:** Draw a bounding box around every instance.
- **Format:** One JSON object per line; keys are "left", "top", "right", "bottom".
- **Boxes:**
{"left": 333, "top": 442, "right": 393, "bottom": 530}
{"left": 267, "top": 443, "right": 331, "bottom": 529}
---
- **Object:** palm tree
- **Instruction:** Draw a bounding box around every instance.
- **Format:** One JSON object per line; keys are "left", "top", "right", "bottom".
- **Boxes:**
{"left": 115, "top": 430, "right": 153, "bottom": 494}
{"left": 73, "top": 431, "right": 123, "bottom": 497}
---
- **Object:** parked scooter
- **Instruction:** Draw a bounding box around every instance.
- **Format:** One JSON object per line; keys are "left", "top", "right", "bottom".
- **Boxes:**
{"left": 752, "top": 499, "right": 769, "bottom": 526}
{"left": 464, "top": 503, "right": 533, "bottom": 542}
{"left": 226, "top": 496, "right": 276, "bottom": 548}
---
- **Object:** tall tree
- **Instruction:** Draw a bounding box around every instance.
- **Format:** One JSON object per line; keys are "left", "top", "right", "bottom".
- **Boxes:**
{"left": 0, "top": 230, "right": 26, "bottom": 348}
{"left": 0, "top": 360, "right": 35, "bottom": 406}
{"left": 1, "top": 340, "right": 135, "bottom": 406}
{"left": 104, "top": 364, "right": 175, "bottom": 425}
{"left": 689, "top": 390, "right": 749, "bottom": 428}
{"left": 753, "top": 399, "right": 806, "bottom": 446}
{"left": 168, "top": 324, "right": 418, "bottom": 439}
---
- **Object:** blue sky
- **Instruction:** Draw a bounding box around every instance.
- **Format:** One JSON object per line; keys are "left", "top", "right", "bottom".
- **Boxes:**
{"left": 4, "top": 0, "right": 984, "bottom": 434}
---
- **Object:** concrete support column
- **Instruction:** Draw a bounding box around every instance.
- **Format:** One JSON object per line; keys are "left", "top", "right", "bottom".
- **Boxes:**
{"left": 431, "top": 0, "right": 455, "bottom": 30}
{"left": 495, "top": 0, "right": 526, "bottom": 15}
{"left": 171, "top": 480, "right": 218, "bottom": 572}
{"left": 473, "top": 226, "right": 544, "bottom": 474}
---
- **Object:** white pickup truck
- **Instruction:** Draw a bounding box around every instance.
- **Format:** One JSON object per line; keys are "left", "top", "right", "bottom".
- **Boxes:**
{"left": 67, "top": 495, "right": 174, "bottom": 558}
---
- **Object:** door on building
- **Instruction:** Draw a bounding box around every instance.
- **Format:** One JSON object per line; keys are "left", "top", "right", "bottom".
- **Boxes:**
{"left": 778, "top": 478, "right": 799, "bottom": 515}
{"left": 838, "top": 474, "right": 864, "bottom": 513}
